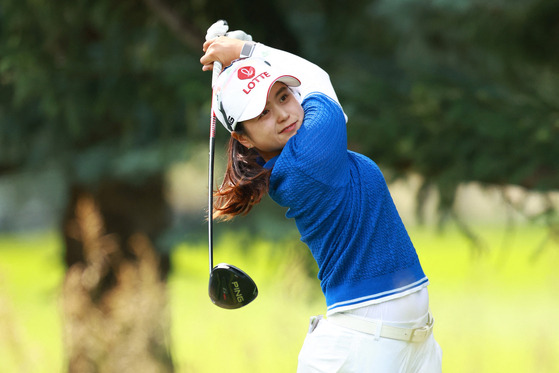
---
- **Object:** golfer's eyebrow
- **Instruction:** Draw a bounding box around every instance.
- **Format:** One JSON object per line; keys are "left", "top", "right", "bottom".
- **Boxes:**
{"left": 265, "top": 85, "right": 288, "bottom": 106}
{"left": 275, "top": 86, "right": 288, "bottom": 99}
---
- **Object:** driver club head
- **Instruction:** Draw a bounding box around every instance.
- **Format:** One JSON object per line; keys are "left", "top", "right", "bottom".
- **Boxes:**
{"left": 209, "top": 263, "right": 258, "bottom": 309}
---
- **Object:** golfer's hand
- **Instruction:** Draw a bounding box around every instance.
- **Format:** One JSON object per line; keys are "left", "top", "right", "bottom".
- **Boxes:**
{"left": 201, "top": 37, "right": 245, "bottom": 72}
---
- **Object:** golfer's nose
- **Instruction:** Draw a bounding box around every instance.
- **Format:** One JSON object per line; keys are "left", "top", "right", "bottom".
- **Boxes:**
{"left": 277, "top": 108, "right": 289, "bottom": 123}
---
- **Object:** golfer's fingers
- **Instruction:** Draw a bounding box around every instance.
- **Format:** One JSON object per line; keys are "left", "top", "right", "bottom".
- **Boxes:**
{"left": 200, "top": 37, "right": 244, "bottom": 71}
{"left": 202, "top": 39, "right": 214, "bottom": 52}
{"left": 201, "top": 63, "right": 214, "bottom": 72}
{"left": 200, "top": 55, "right": 221, "bottom": 71}
{"left": 200, "top": 39, "right": 222, "bottom": 70}
{"left": 200, "top": 52, "right": 217, "bottom": 70}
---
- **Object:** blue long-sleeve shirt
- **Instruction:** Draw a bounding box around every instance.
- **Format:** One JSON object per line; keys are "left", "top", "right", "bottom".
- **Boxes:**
{"left": 252, "top": 44, "right": 428, "bottom": 314}
{"left": 264, "top": 94, "right": 428, "bottom": 314}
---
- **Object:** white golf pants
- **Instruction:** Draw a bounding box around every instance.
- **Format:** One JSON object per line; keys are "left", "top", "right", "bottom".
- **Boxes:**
{"left": 297, "top": 290, "right": 442, "bottom": 372}
{"left": 297, "top": 316, "right": 442, "bottom": 373}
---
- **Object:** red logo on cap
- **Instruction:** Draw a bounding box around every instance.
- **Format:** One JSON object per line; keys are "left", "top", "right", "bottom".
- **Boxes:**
{"left": 238, "top": 67, "right": 255, "bottom": 80}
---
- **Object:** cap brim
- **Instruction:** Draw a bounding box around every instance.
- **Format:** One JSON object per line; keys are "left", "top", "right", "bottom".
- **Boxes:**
{"left": 237, "top": 75, "right": 301, "bottom": 124}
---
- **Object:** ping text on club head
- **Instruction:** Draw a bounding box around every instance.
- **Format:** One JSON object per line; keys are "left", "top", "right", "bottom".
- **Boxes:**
{"left": 232, "top": 281, "right": 244, "bottom": 302}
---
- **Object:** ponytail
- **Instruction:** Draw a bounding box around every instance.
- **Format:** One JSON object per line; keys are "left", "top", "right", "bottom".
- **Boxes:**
{"left": 213, "top": 125, "right": 271, "bottom": 221}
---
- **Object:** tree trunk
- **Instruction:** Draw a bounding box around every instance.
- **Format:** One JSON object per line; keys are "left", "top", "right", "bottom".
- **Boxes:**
{"left": 61, "top": 176, "right": 174, "bottom": 373}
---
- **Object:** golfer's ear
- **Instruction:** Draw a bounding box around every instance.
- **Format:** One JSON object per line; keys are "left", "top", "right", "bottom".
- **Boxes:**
{"left": 232, "top": 131, "right": 254, "bottom": 149}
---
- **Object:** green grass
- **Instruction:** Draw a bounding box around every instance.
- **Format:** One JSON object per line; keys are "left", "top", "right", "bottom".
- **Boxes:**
{"left": 0, "top": 232, "right": 65, "bottom": 372}
{"left": 0, "top": 225, "right": 558, "bottom": 372}
{"left": 414, "top": 226, "right": 559, "bottom": 373}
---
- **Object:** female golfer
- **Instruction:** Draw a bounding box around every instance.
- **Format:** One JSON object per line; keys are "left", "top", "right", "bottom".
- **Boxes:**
{"left": 201, "top": 35, "right": 442, "bottom": 372}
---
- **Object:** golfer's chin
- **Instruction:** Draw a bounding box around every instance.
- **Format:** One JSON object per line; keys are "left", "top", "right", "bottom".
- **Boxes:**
{"left": 283, "top": 130, "right": 298, "bottom": 143}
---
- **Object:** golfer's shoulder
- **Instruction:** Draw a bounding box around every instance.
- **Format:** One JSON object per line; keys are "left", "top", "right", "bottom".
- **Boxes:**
{"left": 302, "top": 93, "right": 345, "bottom": 123}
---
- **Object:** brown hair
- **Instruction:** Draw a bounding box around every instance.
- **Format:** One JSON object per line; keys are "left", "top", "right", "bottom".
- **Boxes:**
{"left": 212, "top": 123, "right": 272, "bottom": 221}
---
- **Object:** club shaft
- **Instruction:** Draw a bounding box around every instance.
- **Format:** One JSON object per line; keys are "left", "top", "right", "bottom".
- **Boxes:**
{"left": 208, "top": 118, "right": 216, "bottom": 273}
{"left": 208, "top": 61, "right": 222, "bottom": 274}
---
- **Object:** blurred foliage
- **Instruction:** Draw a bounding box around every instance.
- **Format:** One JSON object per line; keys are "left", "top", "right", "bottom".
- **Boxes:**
{"left": 284, "top": 0, "right": 559, "bottom": 205}
{"left": 0, "top": 0, "right": 206, "bottom": 183}
{"left": 1, "top": 0, "right": 558, "bottom": 223}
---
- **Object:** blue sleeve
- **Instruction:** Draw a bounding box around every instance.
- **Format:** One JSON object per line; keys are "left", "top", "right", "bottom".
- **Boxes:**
{"left": 283, "top": 93, "right": 349, "bottom": 186}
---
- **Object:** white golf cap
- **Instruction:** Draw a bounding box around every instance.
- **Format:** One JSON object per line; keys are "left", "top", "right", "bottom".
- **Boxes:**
{"left": 213, "top": 57, "right": 301, "bottom": 132}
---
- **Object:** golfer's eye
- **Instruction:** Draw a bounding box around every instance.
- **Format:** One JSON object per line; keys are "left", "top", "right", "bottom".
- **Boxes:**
{"left": 259, "top": 109, "right": 270, "bottom": 119}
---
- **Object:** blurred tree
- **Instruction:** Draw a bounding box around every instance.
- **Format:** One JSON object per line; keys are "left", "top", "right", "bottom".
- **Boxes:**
{"left": 279, "top": 0, "right": 559, "bottom": 237}
{"left": 0, "top": 0, "right": 198, "bottom": 370}
{"left": 0, "top": 0, "right": 299, "bottom": 371}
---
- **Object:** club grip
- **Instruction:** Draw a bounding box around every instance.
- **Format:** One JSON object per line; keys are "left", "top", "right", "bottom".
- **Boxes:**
{"left": 212, "top": 61, "right": 222, "bottom": 88}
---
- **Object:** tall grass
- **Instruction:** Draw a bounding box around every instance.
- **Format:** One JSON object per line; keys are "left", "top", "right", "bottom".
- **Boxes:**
{"left": 0, "top": 225, "right": 558, "bottom": 372}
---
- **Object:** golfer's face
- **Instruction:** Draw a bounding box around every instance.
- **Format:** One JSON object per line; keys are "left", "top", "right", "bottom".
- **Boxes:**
{"left": 238, "top": 82, "right": 304, "bottom": 161}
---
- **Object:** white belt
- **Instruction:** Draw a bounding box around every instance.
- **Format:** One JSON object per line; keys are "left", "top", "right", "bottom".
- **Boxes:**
{"left": 327, "top": 312, "right": 434, "bottom": 343}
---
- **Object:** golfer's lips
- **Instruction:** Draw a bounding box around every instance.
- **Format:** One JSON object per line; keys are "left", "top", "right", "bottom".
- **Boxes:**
{"left": 280, "top": 121, "right": 298, "bottom": 134}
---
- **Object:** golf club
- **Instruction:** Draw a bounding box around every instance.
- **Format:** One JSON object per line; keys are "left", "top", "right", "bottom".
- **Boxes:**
{"left": 206, "top": 20, "right": 258, "bottom": 309}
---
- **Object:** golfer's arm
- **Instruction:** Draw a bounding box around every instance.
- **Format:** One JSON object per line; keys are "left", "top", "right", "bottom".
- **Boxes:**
{"left": 246, "top": 43, "right": 343, "bottom": 107}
